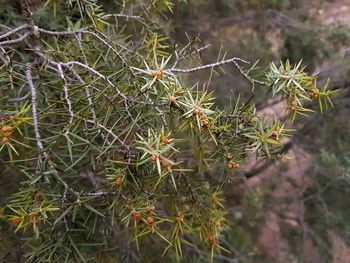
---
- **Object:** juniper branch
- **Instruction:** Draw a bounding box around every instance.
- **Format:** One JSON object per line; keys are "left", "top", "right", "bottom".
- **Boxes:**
{"left": 169, "top": 57, "right": 250, "bottom": 73}
{"left": 0, "top": 24, "right": 30, "bottom": 40}
{"left": 0, "top": 32, "right": 30, "bottom": 46}
{"left": 57, "top": 63, "right": 74, "bottom": 126}
{"left": 26, "top": 64, "right": 47, "bottom": 163}
{"left": 101, "top": 13, "right": 143, "bottom": 20}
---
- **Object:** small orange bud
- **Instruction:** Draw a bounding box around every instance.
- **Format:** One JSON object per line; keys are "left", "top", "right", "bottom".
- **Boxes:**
{"left": 163, "top": 138, "right": 172, "bottom": 145}
{"left": 1, "top": 125, "right": 12, "bottom": 133}
{"left": 10, "top": 217, "right": 21, "bottom": 226}
{"left": 200, "top": 113, "right": 208, "bottom": 121}
{"left": 148, "top": 205, "right": 156, "bottom": 212}
{"left": 152, "top": 70, "right": 163, "bottom": 79}
{"left": 151, "top": 154, "right": 157, "bottom": 161}
{"left": 193, "top": 106, "right": 200, "bottom": 115}
{"left": 270, "top": 130, "right": 278, "bottom": 139}
{"left": 208, "top": 235, "right": 218, "bottom": 244}
{"left": 1, "top": 137, "right": 9, "bottom": 144}
{"left": 210, "top": 194, "right": 217, "bottom": 201}
{"left": 227, "top": 160, "right": 239, "bottom": 169}
{"left": 310, "top": 88, "right": 319, "bottom": 98}
{"left": 202, "top": 123, "right": 210, "bottom": 130}
{"left": 132, "top": 211, "right": 141, "bottom": 221}
{"left": 146, "top": 216, "right": 154, "bottom": 225}
{"left": 168, "top": 96, "right": 176, "bottom": 104}
{"left": 115, "top": 176, "right": 123, "bottom": 187}
{"left": 290, "top": 101, "right": 297, "bottom": 111}
{"left": 176, "top": 215, "right": 184, "bottom": 222}
{"left": 226, "top": 153, "right": 233, "bottom": 160}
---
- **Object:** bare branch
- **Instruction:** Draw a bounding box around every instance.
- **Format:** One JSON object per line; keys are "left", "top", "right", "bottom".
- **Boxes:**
{"left": 26, "top": 64, "right": 47, "bottom": 162}
{"left": 102, "top": 13, "right": 143, "bottom": 20}
{"left": 74, "top": 34, "right": 97, "bottom": 120}
{"left": 38, "top": 27, "right": 88, "bottom": 36}
{"left": 0, "top": 24, "right": 30, "bottom": 40}
{"left": 57, "top": 63, "right": 74, "bottom": 126}
{"left": 0, "top": 31, "right": 30, "bottom": 46}
{"left": 231, "top": 59, "right": 268, "bottom": 86}
{"left": 171, "top": 43, "right": 211, "bottom": 70}
{"left": 169, "top": 57, "right": 250, "bottom": 73}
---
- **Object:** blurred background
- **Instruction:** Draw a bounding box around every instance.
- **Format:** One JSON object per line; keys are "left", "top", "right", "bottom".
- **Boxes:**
{"left": 1, "top": 0, "right": 350, "bottom": 262}
{"left": 171, "top": 1, "right": 350, "bottom": 262}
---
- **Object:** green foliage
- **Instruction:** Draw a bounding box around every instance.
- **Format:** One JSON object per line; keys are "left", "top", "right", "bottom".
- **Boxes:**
{"left": 0, "top": 0, "right": 335, "bottom": 262}
{"left": 266, "top": 60, "right": 338, "bottom": 120}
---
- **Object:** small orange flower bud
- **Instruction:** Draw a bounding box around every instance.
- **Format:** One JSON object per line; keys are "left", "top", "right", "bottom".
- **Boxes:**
{"left": 151, "top": 154, "right": 157, "bottom": 161}
{"left": 176, "top": 215, "right": 184, "bottom": 222}
{"left": 210, "top": 194, "right": 217, "bottom": 201}
{"left": 202, "top": 123, "right": 210, "bottom": 130}
{"left": 270, "top": 130, "right": 278, "bottom": 139}
{"left": 163, "top": 138, "right": 172, "bottom": 145}
{"left": 132, "top": 211, "right": 141, "bottom": 221}
{"left": 193, "top": 106, "right": 200, "bottom": 115}
{"left": 146, "top": 216, "right": 154, "bottom": 225}
{"left": 227, "top": 160, "right": 240, "bottom": 169}
{"left": 115, "top": 176, "right": 123, "bottom": 187}
{"left": 208, "top": 235, "right": 218, "bottom": 244}
{"left": 1, "top": 125, "right": 12, "bottom": 133}
{"left": 4, "top": 131, "right": 12, "bottom": 137}
{"left": 168, "top": 96, "right": 176, "bottom": 104}
{"left": 148, "top": 205, "right": 156, "bottom": 212}
{"left": 310, "top": 88, "right": 319, "bottom": 98}
{"left": 290, "top": 101, "right": 297, "bottom": 111}
{"left": 200, "top": 113, "right": 208, "bottom": 121}
{"left": 1, "top": 137, "right": 9, "bottom": 144}
{"left": 152, "top": 70, "right": 163, "bottom": 79}
{"left": 10, "top": 217, "right": 21, "bottom": 226}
